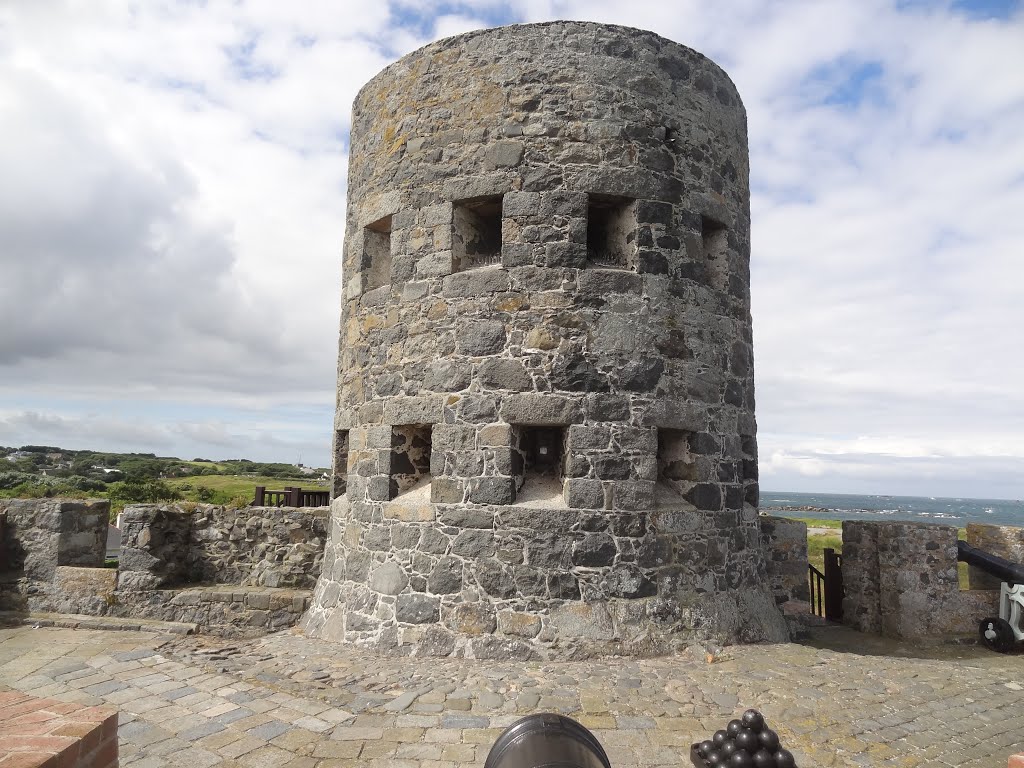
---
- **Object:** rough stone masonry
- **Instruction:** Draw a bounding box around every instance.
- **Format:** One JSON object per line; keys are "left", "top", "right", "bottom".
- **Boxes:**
{"left": 302, "top": 21, "right": 790, "bottom": 659}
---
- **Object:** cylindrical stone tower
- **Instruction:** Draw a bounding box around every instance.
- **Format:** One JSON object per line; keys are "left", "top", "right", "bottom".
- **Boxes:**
{"left": 302, "top": 21, "right": 789, "bottom": 658}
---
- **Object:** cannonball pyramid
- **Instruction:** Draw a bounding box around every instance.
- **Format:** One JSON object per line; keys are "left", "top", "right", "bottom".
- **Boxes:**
{"left": 690, "top": 709, "right": 798, "bottom": 768}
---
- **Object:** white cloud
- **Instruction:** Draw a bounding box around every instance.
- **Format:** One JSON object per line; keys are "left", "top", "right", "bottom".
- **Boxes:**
{"left": 1, "top": 0, "right": 1022, "bottom": 494}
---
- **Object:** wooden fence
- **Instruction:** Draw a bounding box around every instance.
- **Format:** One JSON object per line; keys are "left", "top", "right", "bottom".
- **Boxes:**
{"left": 253, "top": 486, "right": 330, "bottom": 508}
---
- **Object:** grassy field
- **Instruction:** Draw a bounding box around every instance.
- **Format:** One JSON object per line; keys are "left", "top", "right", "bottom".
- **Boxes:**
{"left": 167, "top": 474, "right": 327, "bottom": 507}
{"left": 181, "top": 460, "right": 232, "bottom": 472}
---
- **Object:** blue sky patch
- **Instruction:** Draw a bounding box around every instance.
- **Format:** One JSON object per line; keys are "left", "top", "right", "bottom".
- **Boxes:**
{"left": 951, "top": 0, "right": 1021, "bottom": 19}
{"left": 391, "top": 1, "right": 520, "bottom": 38}
{"left": 225, "top": 35, "right": 280, "bottom": 81}
{"left": 805, "top": 58, "right": 886, "bottom": 109}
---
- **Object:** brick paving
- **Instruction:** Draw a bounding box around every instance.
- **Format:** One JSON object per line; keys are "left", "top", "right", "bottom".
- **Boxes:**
{"left": 1, "top": 624, "right": 1021, "bottom": 767}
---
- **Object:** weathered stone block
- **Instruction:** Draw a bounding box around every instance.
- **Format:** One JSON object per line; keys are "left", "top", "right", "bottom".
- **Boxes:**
{"left": 685, "top": 483, "right": 722, "bottom": 511}
{"left": 451, "top": 529, "right": 496, "bottom": 558}
{"left": 456, "top": 319, "right": 507, "bottom": 356}
{"left": 423, "top": 359, "right": 472, "bottom": 392}
{"left": 438, "top": 507, "right": 494, "bottom": 529}
{"left": 468, "top": 477, "right": 514, "bottom": 505}
{"left": 433, "top": 424, "right": 477, "bottom": 452}
{"left": 478, "top": 358, "right": 533, "bottom": 390}
{"left": 469, "top": 635, "right": 536, "bottom": 660}
{"left": 567, "top": 425, "right": 611, "bottom": 450}
{"left": 383, "top": 396, "right": 444, "bottom": 425}
{"left": 443, "top": 268, "right": 511, "bottom": 298}
{"left": 564, "top": 478, "right": 605, "bottom": 510}
{"left": 427, "top": 556, "right": 463, "bottom": 594}
{"left": 572, "top": 534, "right": 617, "bottom": 567}
{"left": 500, "top": 394, "right": 583, "bottom": 425}
{"left": 430, "top": 478, "right": 466, "bottom": 505}
{"left": 396, "top": 594, "right": 440, "bottom": 624}
{"left": 370, "top": 561, "right": 408, "bottom": 595}
{"left": 451, "top": 603, "right": 497, "bottom": 634}
{"left": 485, "top": 140, "right": 525, "bottom": 168}
{"left": 497, "top": 610, "right": 542, "bottom": 638}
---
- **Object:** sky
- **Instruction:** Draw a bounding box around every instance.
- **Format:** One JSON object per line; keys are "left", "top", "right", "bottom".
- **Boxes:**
{"left": 1, "top": 0, "right": 1022, "bottom": 499}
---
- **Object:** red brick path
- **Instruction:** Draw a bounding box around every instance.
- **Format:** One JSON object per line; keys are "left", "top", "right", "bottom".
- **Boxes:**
{"left": 0, "top": 690, "right": 117, "bottom": 768}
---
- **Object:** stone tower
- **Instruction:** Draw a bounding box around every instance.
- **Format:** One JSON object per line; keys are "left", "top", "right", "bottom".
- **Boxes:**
{"left": 302, "top": 21, "right": 789, "bottom": 658}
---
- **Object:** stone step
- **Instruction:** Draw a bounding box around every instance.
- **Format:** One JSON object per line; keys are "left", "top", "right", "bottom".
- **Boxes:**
{"left": 0, "top": 610, "right": 197, "bottom": 635}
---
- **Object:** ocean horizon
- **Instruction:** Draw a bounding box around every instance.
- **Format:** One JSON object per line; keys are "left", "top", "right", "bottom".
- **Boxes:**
{"left": 760, "top": 490, "right": 1024, "bottom": 528}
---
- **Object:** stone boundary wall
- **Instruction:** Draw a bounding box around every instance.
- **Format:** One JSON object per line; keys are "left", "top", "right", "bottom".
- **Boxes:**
{"left": 966, "top": 522, "right": 1024, "bottom": 590}
{"left": 759, "top": 516, "right": 809, "bottom": 609}
{"left": 842, "top": 520, "right": 1001, "bottom": 639}
{"left": 0, "top": 499, "right": 324, "bottom": 637}
{"left": 0, "top": 689, "right": 118, "bottom": 768}
{"left": 0, "top": 499, "right": 108, "bottom": 581}
{"left": 118, "top": 504, "right": 327, "bottom": 590}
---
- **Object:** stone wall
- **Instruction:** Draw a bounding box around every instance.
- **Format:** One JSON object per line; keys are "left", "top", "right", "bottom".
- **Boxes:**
{"left": 0, "top": 498, "right": 324, "bottom": 637}
{"left": 0, "top": 499, "right": 108, "bottom": 581}
{"left": 842, "top": 520, "right": 1000, "bottom": 639}
{"left": 117, "top": 504, "right": 327, "bottom": 590}
{"left": 310, "top": 20, "right": 788, "bottom": 659}
{"left": 118, "top": 507, "right": 329, "bottom": 593}
{"left": 759, "top": 516, "right": 809, "bottom": 608}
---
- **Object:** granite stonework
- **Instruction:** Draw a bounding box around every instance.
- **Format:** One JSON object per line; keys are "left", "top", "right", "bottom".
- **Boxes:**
{"left": 117, "top": 504, "right": 327, "bottom": 590}
{"left": 304, "top": 21, "right": 790, "bottom": 658}
{"left": 0, "top": 499, "right": 323, "bottom": 637}
{"left": 759, "top": 516, "right": 809, "bottom": 609}
{"left": 841, "top": 520, "right": 1001, "bottom": 640}
{"left": 0, "top": 499, "right": 108, "bottom": 581}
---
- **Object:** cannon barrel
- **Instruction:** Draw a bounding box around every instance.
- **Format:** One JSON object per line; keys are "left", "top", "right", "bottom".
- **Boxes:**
{"left": 957, "top": 540, "right": 1024, "bottom": 585}
{"left": 484, "top": 714, "right": 611, "bottom": 768}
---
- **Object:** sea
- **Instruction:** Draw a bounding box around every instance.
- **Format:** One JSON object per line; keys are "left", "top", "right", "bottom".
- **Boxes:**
{"left": 760, "top": 491, "right": 1024, "bottom": 529}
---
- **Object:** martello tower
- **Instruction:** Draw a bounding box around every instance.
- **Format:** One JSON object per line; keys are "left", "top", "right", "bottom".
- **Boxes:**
{"left": 303, "top": 21, "right": 789, "bottom": 658}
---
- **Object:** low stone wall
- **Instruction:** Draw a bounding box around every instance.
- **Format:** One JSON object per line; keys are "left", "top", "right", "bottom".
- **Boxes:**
{"left": 0, "top": 499, "right": 108, "bottom": 581}
{"left": 759, "top": 516, "right": 809, "bottom": 609}
{"left": 0, "top": 689, "right": 118, "bottom": 768}
{"left": 117, "top": 585, "right": 311, "bottom": 636}
{"left": 118, "top": 504, "right": 327, "bottom": 590}
{"left": 0, "top": 499, "right": 325, "bottom": 637}
{"left": 842, "top": 520, "right": 1000, "bottom": 639}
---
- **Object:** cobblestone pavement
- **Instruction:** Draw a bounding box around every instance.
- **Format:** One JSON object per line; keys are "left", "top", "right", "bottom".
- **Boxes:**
{"left": 1, "top": 624, "right": 1021, "bottom": 767}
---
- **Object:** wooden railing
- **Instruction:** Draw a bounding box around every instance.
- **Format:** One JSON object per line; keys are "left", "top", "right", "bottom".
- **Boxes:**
{"left": 253, "top": 486, "right": 330, "bottom": 508}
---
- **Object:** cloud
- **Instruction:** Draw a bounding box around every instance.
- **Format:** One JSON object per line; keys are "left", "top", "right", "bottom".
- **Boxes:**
{"left": 0, "top": 405, "right": 331, "bottom": 466}
{"left": 1, "top": 1, "right": 1022, "bottom": 493}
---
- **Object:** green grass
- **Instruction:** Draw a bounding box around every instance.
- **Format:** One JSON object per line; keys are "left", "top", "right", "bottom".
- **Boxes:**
{"left": 181, "top": 460, "right": 232, "bottom": 471}
{"left": 792, "top": 516, "right": 843, "bottom": 529}
{"left": 166, "top": 474, "right": 327, "bottom": 507}
{"left": 807, "top": 531, "right": 842, "bottom": 575}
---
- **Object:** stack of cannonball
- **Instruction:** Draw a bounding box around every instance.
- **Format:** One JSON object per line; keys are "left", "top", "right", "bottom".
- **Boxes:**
{"left": 690, "top": 710, "right": 797, "bottom": 768}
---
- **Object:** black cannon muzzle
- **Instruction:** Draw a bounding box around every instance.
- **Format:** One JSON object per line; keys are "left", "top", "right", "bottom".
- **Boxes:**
{"left": 484, "top": 713, "right": 611, "bottom": 768}
{"left": 957, "top": 540, "right": 1024, "bottom": 585}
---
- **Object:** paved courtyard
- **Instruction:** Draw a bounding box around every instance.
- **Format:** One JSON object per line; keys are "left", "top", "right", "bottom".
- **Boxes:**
{"left": 0, "top": 623, "right": 1021, "bottom": 767}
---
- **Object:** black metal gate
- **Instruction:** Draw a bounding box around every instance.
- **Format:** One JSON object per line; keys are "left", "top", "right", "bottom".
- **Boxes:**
{"left": 808, "top": 547, "right": 844, "bottom": 621}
